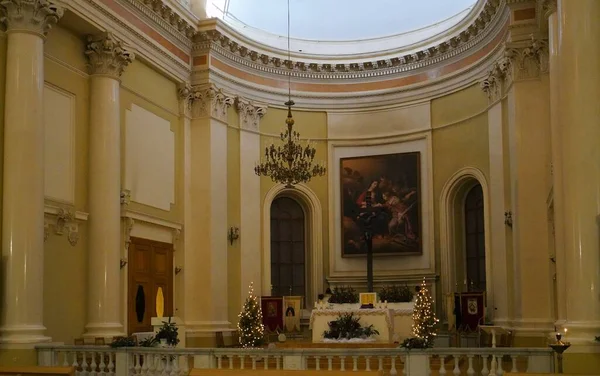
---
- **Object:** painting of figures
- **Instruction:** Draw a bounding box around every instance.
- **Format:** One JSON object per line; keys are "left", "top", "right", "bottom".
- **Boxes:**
{"left": 340, "top": 152, "right": 421, "bottom": 257}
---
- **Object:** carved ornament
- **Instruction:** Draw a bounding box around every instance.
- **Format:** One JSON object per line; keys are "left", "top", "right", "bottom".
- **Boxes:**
{"left": 235, "top": 97, "right": 267, "bottom": 131}
{"left": 44, "top": 207, "right": 80, "bottom": 246}
{"left": 0, "top": 0, "right": 63, "bottom": 37}
{"left": 124, "top": 217, "right": 135, "bottom": 254}
{"left": 85, "top": 32, "right": 135, "bottom": 78}
{"left": 179, "top": 84, "right": 234, "bottom": 122}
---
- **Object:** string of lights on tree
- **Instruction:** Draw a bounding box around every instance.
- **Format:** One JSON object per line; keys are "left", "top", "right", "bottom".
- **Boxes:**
{"left": 237, "top": 282, "right": 265, "bottom": 348}
{"left": 411, "top": 278, "right": 439, "bottom": 347}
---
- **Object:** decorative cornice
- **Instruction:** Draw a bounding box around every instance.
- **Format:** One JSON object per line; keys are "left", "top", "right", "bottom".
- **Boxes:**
{"left": 43, "top": 205, "right": 87, "bottom": 246}
{"left": 480, "top": 37, "right": 548, "bottom": 101}
{"left": 128, "top": 0, "right": 195, "bottom": 42}
{"left": 192, "top": 0, "right": 502, "bottom": 80}
{"left": 234, "top": 97, "right": 267, "bottom": 131}
{"left": 0, "top": 0, "right": 63, "bottom": 37}
{"left": 85, "top": 32, "right": 135, "bottom": 78}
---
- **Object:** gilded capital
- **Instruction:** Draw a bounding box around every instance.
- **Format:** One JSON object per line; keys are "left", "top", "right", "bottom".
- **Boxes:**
{"left": 0, "top": 0, "right": 63, "bottom": 37}
{"left": 235, "top": 97, "right": 267, "bottom": 131}
{"left": 85, "top": 32, "right": 135, "bottom": 78}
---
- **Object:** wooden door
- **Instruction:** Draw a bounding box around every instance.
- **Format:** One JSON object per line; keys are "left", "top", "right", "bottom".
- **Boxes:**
{"left": 128, "top": 237, "right": 173, "bottom": 335}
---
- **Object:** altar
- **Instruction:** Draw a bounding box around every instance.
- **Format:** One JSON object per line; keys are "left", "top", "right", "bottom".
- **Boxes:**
{"left": 309, "top": 303, "right": 413, "bottom": 343}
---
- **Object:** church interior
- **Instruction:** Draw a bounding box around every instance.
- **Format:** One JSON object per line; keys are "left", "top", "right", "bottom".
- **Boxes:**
{"left": 0, "top": 0, "right": 599, "bottom": 375}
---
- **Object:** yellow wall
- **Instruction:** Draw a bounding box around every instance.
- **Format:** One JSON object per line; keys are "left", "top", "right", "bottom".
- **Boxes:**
{"left": 431, "top": 84, "right": 490, "bottom": 302}
{"left": 43, "top": 26, "right": 89, "bottom": 344}
{"left": 259, "top": 108, "right": 329, "bottom": 295}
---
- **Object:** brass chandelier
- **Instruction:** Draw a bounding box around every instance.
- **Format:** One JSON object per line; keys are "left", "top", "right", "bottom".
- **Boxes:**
{"left": 254, "top": 0, "right": 326, "bottom": 187}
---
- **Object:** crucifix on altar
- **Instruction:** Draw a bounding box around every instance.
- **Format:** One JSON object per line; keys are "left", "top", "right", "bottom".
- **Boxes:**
{"left": 356, "top": 191, "right": 383, "bottom": 292}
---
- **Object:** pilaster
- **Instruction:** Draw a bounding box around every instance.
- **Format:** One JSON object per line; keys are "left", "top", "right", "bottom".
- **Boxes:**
{"left": 234, "top": 98, "right": 266, "bottom": 305}
{"left": 182, "top": 84, "right": 234, "bottom": 339}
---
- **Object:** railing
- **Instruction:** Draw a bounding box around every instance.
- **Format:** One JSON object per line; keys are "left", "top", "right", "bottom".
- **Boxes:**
{"left": 37, "top": 345, "right": 554, "bottom": 376}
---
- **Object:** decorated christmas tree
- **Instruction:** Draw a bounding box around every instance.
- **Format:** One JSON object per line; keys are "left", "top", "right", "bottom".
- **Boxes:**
{"left": 237, "top": 282, "right": 265, "bottom": 348}
{"left": 411, "top": 278, "right": 439, "bottom": 347}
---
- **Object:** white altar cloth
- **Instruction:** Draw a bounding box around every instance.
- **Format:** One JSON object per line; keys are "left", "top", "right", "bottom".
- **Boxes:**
{"left": 310, "top": 309, "right": 394, "bottom": 343}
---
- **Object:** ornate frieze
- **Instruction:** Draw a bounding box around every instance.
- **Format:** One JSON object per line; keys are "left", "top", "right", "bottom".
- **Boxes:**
{"left": 192, "top": 0, "right": 502, "bottom": 80}
{"left": 480, "top": 37, "right": 548, "bottom": 101}
{"left": 0, "top": 0, "right": 63, "bottom": 37}
{"left": 235, "top": 97, "right": 267, "bottom": 131}
{"left": 85, "top": 32, "right": 135, "bottom": 78}
{"left": 133, "top": 0, "right": 195, "bottom": 40}
{"left": 179, "top": 84, "right": 234, "bottom": 122}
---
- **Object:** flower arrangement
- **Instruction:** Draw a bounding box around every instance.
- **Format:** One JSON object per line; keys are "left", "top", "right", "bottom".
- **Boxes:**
{"left": 328, "top": 286, "right": 359, "bottom": 304}
{"left": 379, "top": 285, "right": 414, "bottom": 303}
{"left": 155, "top": 317, "right": 180, "bottom": 346}
{"left": 323, "top": 313, "right": 379, "bottom": 340}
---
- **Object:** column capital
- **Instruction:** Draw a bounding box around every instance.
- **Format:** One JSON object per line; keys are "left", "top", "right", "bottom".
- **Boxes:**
{"left": 541, "top": 0, "right": 557, "bottom": 18}
{"left": 182, "top": 84, "right": 234, "bottom": 122}
{"left": 480, "top": 37, "right": 548, "bottom": 101}
{"left": 235, "top": 97, "right": 267, "bottom": 131}
{"left": 85, "top": 32, "right": 135, "bottom": 79}
{"left": 0, "top": 0, "right": 63, "bottom": 37}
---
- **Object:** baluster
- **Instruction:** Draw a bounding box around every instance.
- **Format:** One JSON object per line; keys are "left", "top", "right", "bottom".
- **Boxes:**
{"left": 216, "top": 355, "right": 222, "bottom": 370}
{"left": 227, "top": 355, "right": 233, "bottom": 370}
{"left": 72, "top": 351, "right": 79, "bottom": 376}
{"left": 440, "top": 356, "right": 447, "bottom": 376}
{"left": 154, "top": 353, "right": 163, "bottom": 376}
{"left": 390, "top": 355, "right": 397, "bottom": 376}
{"left": 251, "top": 356, "right": 257, "bottom": 370}
{"left": 135, "top": 354, "right": 143, "bottom": 376}
{"left": 401, "top": 354, "right": 407, "bottom": 376}
{"left": 497, "top": 355, "right": 504, "bottom": 376}
{"left": 239, "top": 355, "right": 245, "bottom": 370}
{"left": 81, "top": 351, "right": 89, "bottom": 376}
{"left": 148, "top": 354, "right": 157, "bottom": 376}
{"left": 171, "top": 355, "right": 180, "bottom": 376}
{"left": 62, "top": 352, "right": 69, "bottom": 367}
{"left": 107, "top": 353, "right": 115, "bottom": 376}
{"left": 481, "top": 355, "right": 489, "bottom": 376}
{"left": 263, "top": 355, "right": 269, "bottom": 370}
{"left": 340, "top": 356, "right": 346, "bottom": 372}
{"left": 99, "top": 352, "right": 106, "bottom": 376}
{"left": 140, "top": 354, "right": 148, "bottom": 376}
{"left": 276, "top": 356, "right": 281, "bottom": 370}
{"left": 315, "top": 356, "right": 321, "bottom": 371}
{"left": 327, "top": 356, "right": 333, "bottom": 371}
{"left": 453, "top": 355, "right": 460, "bottom": 376}
{"left": 164, "top": 354, "right": 172, "bottom": 376}
{"left": 181, "top": 355, "right": 190, "bottom": 376}
{"left": 365, "top": 356, "right": 371, "bottom": 371}
{"left": 467, "top": 355, "right": 475, "bottom": 376}
{"left": 510, "top": 355, "right": 517, "bottom": 373}
{"left": 90, "top": 352, "right": 98, "bottom": 376}
{"left": 352, "top": 356, "right": 358, "bottom": 371}
{"left": 378, "top": 356, "right": 383, "bottom": 372}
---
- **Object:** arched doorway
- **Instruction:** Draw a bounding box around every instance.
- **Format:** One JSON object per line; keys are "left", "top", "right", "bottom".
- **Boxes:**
{"left": 464, "top": 184, "right": 486, "bottom": 291}
{"left": 270, "top": 197, "right": 306, "bottom": 297}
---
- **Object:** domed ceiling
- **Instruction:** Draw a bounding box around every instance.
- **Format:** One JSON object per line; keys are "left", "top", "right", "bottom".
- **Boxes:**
{"left": 206, "top": 0, "right": 478, "bottom": 55}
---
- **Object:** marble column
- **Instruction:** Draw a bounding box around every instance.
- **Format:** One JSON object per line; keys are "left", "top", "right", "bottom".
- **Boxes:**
{"left": 556, "top": 0, "right": 600, "bottom": 343}
{"left": 182, "top": 85, "right": 233, "bottom": 343}
{"left": 235, "top": 98, "right": 266, "bottom": 303}
{"left": 0, "top": 0, "right": 63, "bottom": 344}
{"left": 83, "top": 33, "right": 133, "bottom": 338}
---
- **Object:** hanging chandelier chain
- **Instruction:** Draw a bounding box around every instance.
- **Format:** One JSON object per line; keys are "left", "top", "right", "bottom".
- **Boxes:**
{"left": 253, "top": 0, "right": 326, "bottom": 187}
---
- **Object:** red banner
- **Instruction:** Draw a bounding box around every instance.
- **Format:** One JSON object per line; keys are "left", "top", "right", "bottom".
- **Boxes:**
{"left": 456, "top": 292, "right": 485, "bottom": 332}
{"left": 260, "top": 297, "right": 283, "bottom": 332}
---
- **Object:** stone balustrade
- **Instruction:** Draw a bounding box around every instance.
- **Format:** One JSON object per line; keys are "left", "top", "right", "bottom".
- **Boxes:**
{"left": 36, "top": 345, "right": 554, "bottom": 376}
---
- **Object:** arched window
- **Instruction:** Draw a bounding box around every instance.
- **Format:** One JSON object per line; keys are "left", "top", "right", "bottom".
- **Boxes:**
{"left": 270, "top": 197, "right": 305, "bottom": 297}
{"left": 464, "top": 184, "right": 486, "bottom": 291}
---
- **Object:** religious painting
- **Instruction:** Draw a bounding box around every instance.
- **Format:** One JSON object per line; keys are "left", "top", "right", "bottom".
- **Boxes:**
{"left": 283, "top": 296, "right": 302, "bottom": 333}
{"left": 340, "top": 152, "right": 421, "bottom": 257}
{"left": 260, "top": 296, "right": 283, "bottom": 332}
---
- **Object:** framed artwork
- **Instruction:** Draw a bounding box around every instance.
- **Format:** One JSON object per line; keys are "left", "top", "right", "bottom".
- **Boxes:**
{"left": 340, "top": 152, "right": 421, "bottom": 257}
{"left": 283, "top": 296, "right": 303, "bottom": 333}
{"left": 260, "top": 296, "right": 283, "bottom": 332}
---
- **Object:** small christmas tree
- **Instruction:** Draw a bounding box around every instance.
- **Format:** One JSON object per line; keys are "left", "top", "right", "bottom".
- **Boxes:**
{"left": 411, "top": 278, "right": 439, "bottom": 347}
{"left": 237, "top": 282, "right": 265, "bottom": 348}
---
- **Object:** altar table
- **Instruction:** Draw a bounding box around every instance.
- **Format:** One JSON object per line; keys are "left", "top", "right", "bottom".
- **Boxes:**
{"left": 310, "top": 309, "right": 396, "bottom": 343}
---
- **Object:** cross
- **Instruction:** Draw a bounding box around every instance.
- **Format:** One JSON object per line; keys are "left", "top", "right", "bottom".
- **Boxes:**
{"left": 356, "top": 191, "right": 383, "bottom": 292}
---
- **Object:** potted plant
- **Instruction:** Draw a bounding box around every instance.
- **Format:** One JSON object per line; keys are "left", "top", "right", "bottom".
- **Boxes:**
{"left": 379, "top": 285, "right": 415, "bottom": 309}
{"left": 328, "top": 286, "right": 360, "bottom": 309}
{"left": 155, "top": 317, "right": 179, "bottom": 347}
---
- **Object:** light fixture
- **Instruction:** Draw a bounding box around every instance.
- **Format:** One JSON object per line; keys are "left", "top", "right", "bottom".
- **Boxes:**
{"left": 253, "top": 0, "right": 326, "bottom": 188}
